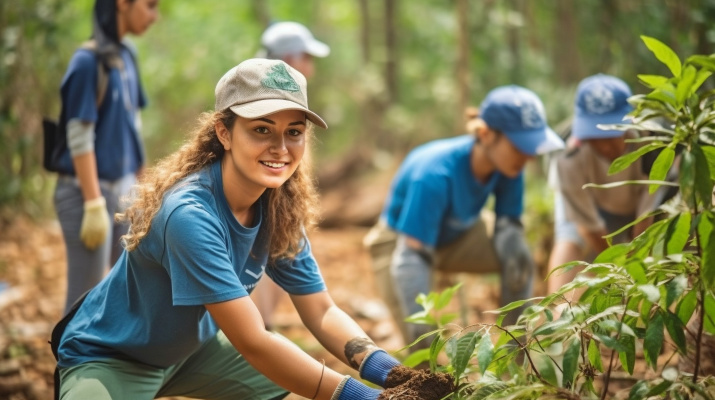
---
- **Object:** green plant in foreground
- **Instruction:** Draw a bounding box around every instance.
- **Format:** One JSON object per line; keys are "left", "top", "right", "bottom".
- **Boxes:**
{"left": 402, "top": 35, "right": 715, "bottom": 400}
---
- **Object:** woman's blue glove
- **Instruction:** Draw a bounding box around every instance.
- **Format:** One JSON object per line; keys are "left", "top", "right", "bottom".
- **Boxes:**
{"left": 358, "top": 349, "right": 401, "bottom": 387}
{"left": 334, "top": 376, "right": 381, "bottom": 400}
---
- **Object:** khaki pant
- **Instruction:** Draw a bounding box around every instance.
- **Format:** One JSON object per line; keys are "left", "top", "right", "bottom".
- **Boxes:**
{"left": 363, "top": 211, "right": 500, "bottom": 340}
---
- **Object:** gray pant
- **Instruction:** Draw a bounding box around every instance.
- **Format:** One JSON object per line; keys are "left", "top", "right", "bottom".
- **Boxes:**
{"left": 54, "top": 174, "right": 135, "bottom": 314}
{"left": 365, "top": 213, "right": 534, "bottom": 343}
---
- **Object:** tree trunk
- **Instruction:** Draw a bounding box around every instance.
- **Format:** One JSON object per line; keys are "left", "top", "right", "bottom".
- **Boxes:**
{"left": 358, "top": 0, "right": 371, "bottom": 63}
{"left": 552, "top": 0, "right": 580, "bottom": 84}
{"left": 455, "top": 0, "right": 470, "bottom": 133}
{"left": 384, "top": 0, "right": 398, "bottom": 103}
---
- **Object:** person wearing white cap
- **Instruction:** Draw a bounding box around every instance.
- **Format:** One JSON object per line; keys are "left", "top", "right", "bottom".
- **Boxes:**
{"left": 364, "top": 85, "right": 564, "bottom": 344}
{"left": 546, "top": 74, "right": 676, "bottom": 298}
{"left": 52, "top": 59, "right": 416, "bottom": 400}
{"left": 258, "top": 21, "right": 330, "bottom": 80}
{"left": 252, "top": 21, "right": 331, "bottom": 331}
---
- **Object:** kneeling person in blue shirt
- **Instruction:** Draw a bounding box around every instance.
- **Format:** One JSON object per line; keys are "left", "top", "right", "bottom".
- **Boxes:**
{"left": 365, "top": 86, "right": 564, "bottom": 343}
{"left": 54, "top": 59, "right": 413, "bottom": 400}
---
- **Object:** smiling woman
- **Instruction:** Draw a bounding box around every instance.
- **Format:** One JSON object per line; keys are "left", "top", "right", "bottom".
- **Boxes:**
{"left": 50, "top": 58, "right": 418, "bottom": 400}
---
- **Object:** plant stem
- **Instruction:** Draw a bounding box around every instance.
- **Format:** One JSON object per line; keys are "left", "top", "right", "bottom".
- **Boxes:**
{"left": 599, "top": 296, "right": 630, "bottom": 400}
{"left": 693, "top": 287, "right": 705, "bottom": 384}
{"left": 491, "top": 324, "right": 547, "bottom": 384}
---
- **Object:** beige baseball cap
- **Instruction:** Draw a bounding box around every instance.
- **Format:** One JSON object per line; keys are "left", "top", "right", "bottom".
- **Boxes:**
{"left": 214, "top": 58, "right": 328, "bottom": 129}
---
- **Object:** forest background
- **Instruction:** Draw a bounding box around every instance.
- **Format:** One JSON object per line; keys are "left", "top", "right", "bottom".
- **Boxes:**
{"left": 2, "top": 0, "right": 715, "bottom": 223}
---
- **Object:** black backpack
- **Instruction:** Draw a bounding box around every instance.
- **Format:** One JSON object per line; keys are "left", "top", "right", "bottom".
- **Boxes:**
{"left": 42, "top": 40, "right": 110, "bottom": 173}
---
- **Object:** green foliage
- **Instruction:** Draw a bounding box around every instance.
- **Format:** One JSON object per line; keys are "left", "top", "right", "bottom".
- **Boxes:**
{"left": 402, "top": 36, "right": 715, "bottom": 399}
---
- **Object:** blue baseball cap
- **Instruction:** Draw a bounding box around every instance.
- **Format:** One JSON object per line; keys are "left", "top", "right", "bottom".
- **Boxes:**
{"left": 573, "top": 74, "right": 633, "bottom": 140}
{"left": 480, "top": 85, "right": 564, "bottom": 156}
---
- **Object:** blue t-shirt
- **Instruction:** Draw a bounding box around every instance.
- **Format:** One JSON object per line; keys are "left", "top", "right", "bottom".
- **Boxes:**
{"left": 58, "top": 161, "right": 326, "bottom": 368}
{"left": 56, "top": 45, "right": 147, "bottom": 180}
{"left": 382, "top": 135, "right": 523, "bottom": 247}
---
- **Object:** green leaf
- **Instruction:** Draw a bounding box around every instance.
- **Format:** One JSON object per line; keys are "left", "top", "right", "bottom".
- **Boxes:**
{"left": 593, "top": 243, "right": 630, "bottom": 264}
{"left": 692, "top": 145, "right": 715, "bottom": 208}
{"left": 646, "top": 379, "right": 673, "bottom": 396}
{"left": 562, "top": 336, "right": 581, "bottom": 388}
{"left": 402, "top": 348, "right": 431, "bottom": 368}
{"left": 609, "top": 142, "right": 665, "bottom": 175}
{"left": 436, "top": 283, "right": 463, "bottom": 309}
{"left": 429, "top": 335, "right": 447, "bottom": 372}
{"left": 705, "top": 293, "right": 715, "bottom": 335}
{"left": 699, "top": 212, "right": 715, "bottom": 289}
{"left": 534, "top": 354, "right": 559, "bottom": 387}
{"left": 641, "top": 35, "right": 682, "bottom": 77}
{"left": 701, "top": 146, "right": 715, "bottom": 177}
{"left": 472, "top": 382, "right": 510, "bottom": 399}
{"left": 594, "top": 333, "right": 626, "bottom": 352}
{"left": 665, "top": 275, "right": 688, "bottom": 308}
{"left": 692, "top": 70, "right": 713, "bottom": 95}
{"left": 644, "top": 310, "right": 664, "bottom": 369}
{"left": 438, "top": 312, "right": 459, "bottom": 326}
{"left": 649, "top": 146, "right": 675, "bottom": 193}
{"left": 686, "top": 54, "right": 715, "bottom": 71}
{"left": 638, "top": 74, "right": 670, "bottom": 89}
{"left": 619, "top": 335, "right": 636, "bottom": 375}
{"left": 665, "top": 214, "right": 692, "bottom": 256}
{"left": 676, "top": 65, "right": 697, "bottom": 107}
{"left": 452, "top": 332, "right": 479, "bottom": 379}
{"left": 625, "top": 261, "right": 648, "bottom": 284}
{"left": 628, "top": 380, "right": 650, "bottom": 400}
{"left": 675, "top": 289, "right": 698, "bottom": 325}
{"left": 664, "top": 310, "right": 687, "bottom": 354}
{"left": 588, "top": 339, "right": 603, "bottom": 372}
{"left": 477, "top": 333, "right": 495, "bottom": 374}
{"left": 679, "top": 150, "right": 696, "bottom": 203}
{"left": 405, "top": 310, "right": 436, "bottom": 325}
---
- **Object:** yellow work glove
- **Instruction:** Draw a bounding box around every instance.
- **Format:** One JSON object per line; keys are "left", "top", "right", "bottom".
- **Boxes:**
{"left": 80, "top": 196, "right": 110, "bottom": 250}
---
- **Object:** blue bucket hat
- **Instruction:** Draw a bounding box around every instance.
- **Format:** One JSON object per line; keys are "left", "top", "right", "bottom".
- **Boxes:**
{"left": 480, "top": 85, "right": 564, "bottom": 156}
{"left": 573, "top": 74, "right": 633, "bottom": 140}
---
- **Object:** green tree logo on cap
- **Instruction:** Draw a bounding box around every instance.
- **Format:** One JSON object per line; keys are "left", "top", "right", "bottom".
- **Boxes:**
{"left": 262, "top": 64, "right": 301, "bottom": 93}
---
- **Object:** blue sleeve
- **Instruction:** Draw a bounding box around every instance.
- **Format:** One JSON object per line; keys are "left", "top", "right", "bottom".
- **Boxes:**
{"left": 60, "top": 50, "right": 99, "bottom": 123}
{"left": 266, "top": 237, "right": 326, "bottom": 295}
{"left": 494, "top": 173, "right": 524, "bottom": 218}
{"left": 163, "top": 204, "right": 248, "bottom": 306}
{"left": 392, "top": 177, "right": 448, "bottom": 247}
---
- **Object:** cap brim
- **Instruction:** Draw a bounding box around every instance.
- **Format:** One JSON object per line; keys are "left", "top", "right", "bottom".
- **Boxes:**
{"left": 573, "top": 109, "right": 631, "bottom": 140}
{"left": 230, "top": 99, "right": 328, "bottom": 129}
{"left": 304, "top": 40, "right": 330, "bottom": 58}
{"left": 504, "top": 126, "right": 565, "bottom": 156}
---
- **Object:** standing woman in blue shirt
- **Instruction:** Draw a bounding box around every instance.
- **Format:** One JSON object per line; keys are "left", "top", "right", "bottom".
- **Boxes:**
{"left": 55, "top": 59, "right": 412, "bottom": 400}
{"left": 365, "top": 86, "right": 565, "bottom": 343}
{"left": 54, "top": 0, "right": 159, "bottom": 314}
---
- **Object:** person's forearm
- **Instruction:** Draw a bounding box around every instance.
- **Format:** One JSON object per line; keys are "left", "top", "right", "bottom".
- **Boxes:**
{"left": 72, "top": 152, "right": 102, "bottom": 202}
{"left": 207, "top": 298, "right": 344, "bottom": 399}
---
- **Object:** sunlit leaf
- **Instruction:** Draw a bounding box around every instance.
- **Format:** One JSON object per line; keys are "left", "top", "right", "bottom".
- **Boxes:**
{"left": 477, "top": 333, "right": 494, "bottom": 374}
{"left": 625, "top": 261, "right": 648, "bottom": 284}
{"left": 641, "top": 35, "right": 682, "bottom": 77}
{"left": 675, "top": 289, "right": 697, "bottom": 325}
{"left": 534, "top": 354, "right": 558, "bottom": 387}
{"left": 692, "top": 145, "right": 714, "bottom": 208}
{"left": 637, "top": 74, "right": 670, "bottom": 89}
{"left": 645, "top": 379, "right": 673, "bottom": 396}
{"left": 705, "top": 293, "right": 715, "bottom": 335}
{"left": 665, "top": 274, "right": 688, "bottom": 308}
{"left": 638, "top": 284, "right": 661, "bottom": 303}
{"left": 686, "top": 54, "right": 715, "bottom": 71}
{"left": 594, "top": 243, "right": 630, "bottom": 264}
{"left": 644, "top": 310, "right": 664, "bottom": 369}
{"left": 587, "top": 339, "right": 603, "bottom": 372}
{"left": 665, "top": 213, "right": 691, "bottom": 256}
{"left": 402, "top": 348, "right": 430, "bottom": 368}
{"left": 649, "top": 146, "right": 675, "bottom": 193}
{"left": 436, "top": 282, "right": 463, "bottom": 309}
{"left": 675, "top": 65, "right": 697, "bottom": 106}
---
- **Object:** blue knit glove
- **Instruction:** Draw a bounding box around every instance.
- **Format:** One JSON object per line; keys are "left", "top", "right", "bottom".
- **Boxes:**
{"left": 358, "top": 349, "right": 401, "bottom": 387}
{"left": 334, "top": 377, "right": 381, "bottom": 400}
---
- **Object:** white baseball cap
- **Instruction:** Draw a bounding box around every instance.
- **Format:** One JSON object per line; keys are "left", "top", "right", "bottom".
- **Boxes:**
{"left": 260, "top": 21, "right": 330, "bottom": 58}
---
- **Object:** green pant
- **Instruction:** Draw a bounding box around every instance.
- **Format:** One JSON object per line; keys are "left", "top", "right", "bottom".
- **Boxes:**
{"left": 59, "top": 331, "right": 288, "bottom": 400}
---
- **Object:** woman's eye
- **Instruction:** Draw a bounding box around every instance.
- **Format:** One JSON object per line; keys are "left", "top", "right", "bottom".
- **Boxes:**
{"left": 288, "top": 129, "right": 303, "bottom": 137}
{"left": 255, "top": 127, "right": 270, "bottom": 134}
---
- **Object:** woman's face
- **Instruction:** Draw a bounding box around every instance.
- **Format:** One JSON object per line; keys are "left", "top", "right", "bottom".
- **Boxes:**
{"left": 284, "top": 53, "right": 315, "bottom": 80}
{"left": 117, "top": 0, "right": 160, "bottom": 38}
{"left": 221, "top": 109, "right": 307, "bottom": 193}
{"left": 483, "top": 130, "right": 533, "bottom": 178}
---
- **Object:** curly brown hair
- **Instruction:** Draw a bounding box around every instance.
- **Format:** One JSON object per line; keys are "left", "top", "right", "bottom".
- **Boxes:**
{"left": 117, "top": 108, "right": 319, "bottom": 263}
